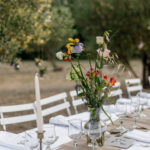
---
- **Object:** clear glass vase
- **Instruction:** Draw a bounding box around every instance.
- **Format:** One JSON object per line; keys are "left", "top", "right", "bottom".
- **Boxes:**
{"left": 85, "top": 108, "right": 105, "bottom": 147}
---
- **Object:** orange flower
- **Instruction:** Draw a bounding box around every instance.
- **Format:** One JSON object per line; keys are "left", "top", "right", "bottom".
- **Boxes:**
{"left": 110, "top": 77, "right": 116, "bottom": 86}
{"left": 64, "top": 57, "right": 68, "bottom": 61}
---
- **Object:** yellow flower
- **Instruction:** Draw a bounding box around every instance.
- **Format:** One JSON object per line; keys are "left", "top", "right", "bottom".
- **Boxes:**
{"left": 66, "top": 43, "right": 71, "bottom": 49}
{"left": 75, "top": 38, "right": 80, "bottom": 43}
{"left": 67, "top": 50, "right": 71, "bottom": 54}
{"left": 68, "top": 46, "right": 73, "bottom": 51}
{"left": 68, "top": 38, "right": 74, "bottom": 42}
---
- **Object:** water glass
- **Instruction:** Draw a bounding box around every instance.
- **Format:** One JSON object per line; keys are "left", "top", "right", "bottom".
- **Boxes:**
{"left": 137, "top": 92, "right": 147, "bottom": 118}
{"left": 68, "top": 119, "right": 82, "bottom": 150}
{"left": 115, "top": 103, "right": 126, "bottom": 132}
{"left": 43, "top": 125, "right": 57, "bottom": 150}
{"left": 131, "top": 99, "right": 140, "bottom": 129}
{"left": 25, "top": 130, "right": 39, "bottom": 150}
{"left": 88, "top": 122, "right": 101, "bottom": 150}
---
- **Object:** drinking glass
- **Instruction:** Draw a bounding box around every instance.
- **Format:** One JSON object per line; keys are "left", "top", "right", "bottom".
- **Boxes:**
{"left": 131, "top": 99, "right": 140, "bottom": 129}
{"left": 43, "top": 125, "right": 57, "bottom": 150}
{"left": 115, "top": 103, "right": 127, "bottom": 132}
{"left": 88, "top": 122, "right": 101, "bottom": 150}
{"left": 137, "top": 92, "right": 147, "bottom": 118}
{"left": 68, "top": 119, "right": 82, "bottom": 150}
{"left": 25, "top": 130, "right": 39, "bottom": 150}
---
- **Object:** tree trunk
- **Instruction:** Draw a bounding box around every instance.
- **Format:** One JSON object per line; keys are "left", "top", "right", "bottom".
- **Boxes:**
{"left": 142, "top": 52, "right": 147, "bottom": 87}
{"left": 123, "top": 57, "right": 138, "bottom": 78}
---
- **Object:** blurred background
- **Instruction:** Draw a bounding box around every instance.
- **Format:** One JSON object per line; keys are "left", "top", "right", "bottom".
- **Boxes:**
{"left": 0, "top": 0, "right": 150, "bottom": 132}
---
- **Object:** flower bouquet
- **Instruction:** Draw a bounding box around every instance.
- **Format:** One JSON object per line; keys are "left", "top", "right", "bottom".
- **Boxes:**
{"left": 56, "top": 31, "right": 118, "bottom": 146}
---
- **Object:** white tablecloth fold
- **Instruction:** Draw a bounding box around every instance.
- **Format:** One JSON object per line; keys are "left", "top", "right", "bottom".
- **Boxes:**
{"left": 0, "top": 131, "right": 24, "bottom": 150}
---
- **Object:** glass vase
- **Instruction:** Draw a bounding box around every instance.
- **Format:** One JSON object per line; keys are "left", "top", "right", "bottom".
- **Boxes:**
{"left": 85, "top": 108, "right": 105, "bottom": 147}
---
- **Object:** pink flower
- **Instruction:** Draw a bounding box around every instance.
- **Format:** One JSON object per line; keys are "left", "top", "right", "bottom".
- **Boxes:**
{"left": 86, "top": 67, "right": 100, "bottom": 79}
{"left": 97, "top": 48, "right": 110, "bottom": 58}
{"left": 138, "top": 42, "right": 144, "bottom": 49}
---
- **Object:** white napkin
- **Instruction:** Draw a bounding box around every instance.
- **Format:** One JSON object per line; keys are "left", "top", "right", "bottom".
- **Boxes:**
{"left": 50, "top": 115, "right": 69, "bottom": 127}
{"left": 138, "top": 92, "right": 150, "bottom": 99}
{"left": 0, "top": 131, "right": 24, "bottom": 150}
{"left": 123, "top": 143, "right": 150, "bottom": 150}
{"left": 50, "top": 111, "right": 118, "bottom": 127}
{"left": 103, "top": 104, "right": 134, "bottom": 114}
{"left": 132, "top": 96, "right": 148, "bottom": 105}
{"left": 117, "top": 98, "right": 132, "bottom": 104}
{"left": 124, "top": 130, "right": 150, "bottom": 143}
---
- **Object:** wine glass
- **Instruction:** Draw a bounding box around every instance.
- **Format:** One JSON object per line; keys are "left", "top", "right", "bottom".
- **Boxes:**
{"left": 115, "top": 103, "right": 127, "bottom": 132}
{"left": 131, "top": 99, "right": 140, "bottom": 129}
{"left": 68, "top": 119, "right": 82, "bottom": 150}
{"left": 137, "top": 92, "right": 147, "bottom": 118}
{"left": 88, "top": 121, "right": 101, "bottom": 150}
{"left": 43, "top": 125, "right": 57, "bottom": 150}
{"left": 25, "top": 130, "right": 39, "bottom": 150}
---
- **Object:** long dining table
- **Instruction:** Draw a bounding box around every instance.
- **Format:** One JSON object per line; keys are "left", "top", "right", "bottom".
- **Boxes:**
{"left": 0, "top": 107, "right": 150, "bottom": 150}
{"left": 60, "top": 108, "right": 150, "bottom": 150}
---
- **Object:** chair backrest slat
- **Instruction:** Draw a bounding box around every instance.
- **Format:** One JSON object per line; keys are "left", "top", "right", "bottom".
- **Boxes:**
{"left": 40, "top": 93, "right": 67, "bottom": 106}
{"left": 0, "top": 103, "right": 36, "bottom": 131}
{"left": 1, "top": 114, "right": 36, "bottom": 125}
{"left": 41, "top": 92, "right": 71, "bottom": 116}
{"left": 42, "top": 102, "right": 70, "bottom": 117}
{"left": 125, "top": 78, "right": 143, "bottom": 97}
{"left": 0, "top": 103, "right": 35, "bottom": 113}
{"left": 70, "top": 90, "right": 85, "bottom": 114}
{"left": 109, "top": 82, "right": 122, "bottom": 98}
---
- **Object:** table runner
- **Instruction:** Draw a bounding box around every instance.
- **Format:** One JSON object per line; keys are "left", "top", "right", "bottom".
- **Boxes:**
{"left": 61, "top": 108, "right": 150, "bottom": 150}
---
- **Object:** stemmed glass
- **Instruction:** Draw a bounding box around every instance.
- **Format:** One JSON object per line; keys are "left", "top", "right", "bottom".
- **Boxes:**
{"left": 43, "top": 125, "right": 57, "bottom": 150}
{"left": 137, "top": 92, "right": 147, "bottom": 118}
{"left": 25, "top": 130, "right": 39, "bottom": 150}
{"left": 68, "top": 119, "right": 82, "bottom": 150}
{"left": 88, "top": 121, "right": 101, "bottom": 150}
{"left": 131, "top": 99, "right": 140, "bottom": 129}
{"left": 115, "top": 103, "right": 127, "bottom": 132}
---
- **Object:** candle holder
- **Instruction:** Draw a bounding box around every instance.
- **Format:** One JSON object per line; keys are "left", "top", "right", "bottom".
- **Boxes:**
{"left": 37, "top": 131, "right": 44, "bottom": 150}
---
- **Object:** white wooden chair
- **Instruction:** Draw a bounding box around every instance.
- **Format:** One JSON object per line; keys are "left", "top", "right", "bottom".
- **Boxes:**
{"left": 41, "top": 92, "right": 71, "bottom": 117}
{"left": 109, "top": 82, "right": 122, "bottom": 98}
{"left": 125, "top": 78, "right": 143, "bottom": 98}
{"left": 70, "top": 90, "right": 86, "bottom": 114}
{"left": 109, "top": 82, "right": 131, "bottom": 104}
{"left": 0, "top": 103, "right": 36, "bottom": 131}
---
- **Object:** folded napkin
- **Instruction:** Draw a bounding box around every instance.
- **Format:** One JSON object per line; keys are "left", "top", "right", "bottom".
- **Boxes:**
{"left": 124, "top": 130, "right": 150, "bottom": 143}
{"left": 50, "top": 115, "right": 69, "bottom": 127}
{"left": 132, "top": 96, "right": 148, "bottom": 105}
{"left": 103, "top": 104, "right": 134, "bottom": 114}
{"left": 138, "top": 92, "right": 150, "bottom": 99}
{"left": 50, "top": 112, "right": 118, "bottom": 127}
{"left": 123, "top": 143, "right": 150, "bottom": 150}
{"left": 0, "top": 131, "right": 24, "bottom": 150}
{"left": 117, "top": 98, "right": 132, "bottom": 104}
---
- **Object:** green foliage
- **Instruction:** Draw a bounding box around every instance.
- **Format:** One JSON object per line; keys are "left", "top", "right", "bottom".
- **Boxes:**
{"left": 45, "top": 4, "right": 76, "bottom": 59}
{"left": 68, "top": 0, "right": 150, "bottom": 60}
{"left": 0, "top": 0, "right": 52, "bottom": 63}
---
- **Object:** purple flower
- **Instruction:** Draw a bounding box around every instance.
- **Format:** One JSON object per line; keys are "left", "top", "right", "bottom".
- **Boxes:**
{"left": 71, "top": 43, "right": 83, "bottom": 54}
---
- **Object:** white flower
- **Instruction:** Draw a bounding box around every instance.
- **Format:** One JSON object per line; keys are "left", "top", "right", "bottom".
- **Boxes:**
{"left": 96, "top": 36, "right": 104, "bottom": 45}
{"left": 56, "top": 51, "right": 64, "bottom": 60}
